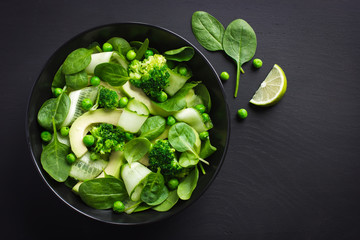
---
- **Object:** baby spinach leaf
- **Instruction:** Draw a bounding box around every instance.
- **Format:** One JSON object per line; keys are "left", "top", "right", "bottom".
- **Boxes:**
{"left": 223, "top": 19, "right": 257, "bottom": 97}
{"left": 191, "top": 11, "right": 225, "bottom": 51}
{"left": 139, "top": 116, "right": 166, "bottom": 140}
{"left": 135, "top": 38, "right": 149, "bottom": 60}
{"left": 65, "top": 70, "right": 88, "bottom": 90}
{"left": 51, "top": 65, "right": 65, "bottom": 92}
{"left": 179, "top": 151, "right": 199, "bottom": 168}
{"left": 177, "top": 166, "right": 199, "bottom": 200}
{"left": 163, "top": 46, "right": 195, "bottom": 62}
{"left": 200, "top": 138, "right": 217, "bottom": 159}
{"left": 168, "top": 122, "right": 196, "bottom": 152}
{"left": 153, "top": 190, "right": 179, "bottom": 212}
{"left": 124, "top": 138, "right": 152, "bottom": 164}
{"left": 141, "top": 169, "right": 169, "bottom": 206}
{"left": 37, "top": 89, "right": 70, "bottom": 131}
{"left": 194, "top": 83, "right": 211, "bottom": 112}
{"left": 79, "top": 176, "right": 128, "bottom": 209}
{"left": 41, "top": 119, "right": 71, "bottom": 182}
{"left": 94, "top": 62, "right": 129, "bottom": 86}
{"left": 62, "top": 48, "right": 93, "bottom": 75}
{"left": 106, "top": 37, "right": 131, "bottom": 56}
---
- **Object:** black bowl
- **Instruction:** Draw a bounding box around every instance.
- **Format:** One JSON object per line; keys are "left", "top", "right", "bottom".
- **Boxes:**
{"left": 26, "top": 23, "right": 230, "bottom": 225}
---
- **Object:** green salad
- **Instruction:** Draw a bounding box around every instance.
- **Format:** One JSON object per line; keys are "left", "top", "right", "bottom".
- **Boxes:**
{"left": 37, "top": 37, "right": 217, "bottom": 214}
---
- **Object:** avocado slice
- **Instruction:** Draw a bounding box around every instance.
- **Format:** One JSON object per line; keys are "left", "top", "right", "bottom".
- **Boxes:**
{"left": 69, "top": 108, "right": 123, "bottom": 158}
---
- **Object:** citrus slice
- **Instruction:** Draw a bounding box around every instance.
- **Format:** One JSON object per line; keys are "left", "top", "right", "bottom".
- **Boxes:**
{"left": 249, "top": 64, "right": 287, "bottom": 106}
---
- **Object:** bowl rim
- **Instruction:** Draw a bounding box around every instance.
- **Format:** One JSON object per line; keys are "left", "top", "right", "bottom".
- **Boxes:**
{"left": 25, "top": 22, "right": 231, "bottom": 225}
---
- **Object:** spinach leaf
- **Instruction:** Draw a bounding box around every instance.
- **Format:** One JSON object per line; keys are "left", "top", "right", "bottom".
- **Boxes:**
{"left": 177, "top": 166, "right": 199, "bottom": 200}
{"left": 153, "top": 190, "right": 179, "bottom": 212}
{"left": 37, "top": 89, "right": 70, "bottom": 131}
{"left": 41, "top": 119, "right": 71, "bottom": 182}
{"left": 65, "top": 70, "right": 88, "bottom": 90}
{"left": 62, "top": 48, "right": 93, "bottom": 75}
{"left": 194, "top": 83, "right": 211, "bottom": 112}
{"left": 223, "top": 19, "right": 257, "bottom": 97}
{"left": 123, "top": 138, "right": 152, "bottom": 164}
{"left": 168, "top": 122, "right": 196, "bottom": 153}
{"left": 152, "top": 82, "right": 199, "bottom": 112}
{"left": 163, "top": 46, "right": 194, "bottom": 62}
{"left": 51, "top": 65, "right": 65, "bottom": 92}
{"left": 79, "top": 176, "right": 128, "bottom": 209}
{"left": 140, "top": 169, "right": 169, "bottom": 206}
{"left": 94, "top": 62, "right": 129, "bottom": 86}
{"left": 200, "top": 138, "right": 217, "bottom": 159}
{"left": 139, "top": 116, "right": 166, "bottom": 140}
{"left": 135, "top": 38, "right": 149, "bottom": 60}
{"left": 106, "top": 37, "right": 131, "bottom": 56}
{"left": 179, "top": 151, "right": 199, "bottom": 168}
{"left": 87, "top": 42, "right": 102, "bottom": 53}
{"left": 191, "top": 11, "right": 225, "bottom": 51}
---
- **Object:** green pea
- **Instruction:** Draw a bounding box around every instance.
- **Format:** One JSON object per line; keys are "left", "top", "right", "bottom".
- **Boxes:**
{"left": 167, "top": 116, "right": 176, "bottom": 126}
{"left": 220, "top": 71, "right": 230, "bottom": 81}
{"left": 90, "top": 152, "right": 99, "bottom": 161}
{"left": 126, "top": 50, "right": 137, "bottom": 61}
{"left": 102, "top": 42, "right": 113, "bottom": 52}
{"left": 81, "top": 98, "right": 93, "bottom": 111}
{"left": 60, "top": 127, "right": 70, "bottom": 137}
{"left": 145, "top": 50, "right": 154, "bottom": 58}
{"left": 41, "top": 131, "right": 52, "bottom": 142}
{"left": 66, "top": 153, "right": 76, "bottom": 164}
{"left": 195, "top": 104, "right": 206, "bottom": 113}
{"left": 199, "top": 131, "right": 209, "bottom": 141}
{"left": 113, "top": 200, "right": 125, "bottom": 213}
{"left": 237, "top": 108, "right": 248, "bottom": 119}
{"left": 167, "top": 178, "right": 179, "bottom": 190}
{"left": 90, "top": 76, "right": 101, "bottom": 86}
{"left": 83, "top": 135, "right": 95, "bottom": 147}
{"left": 125, "top": 132, "right": 134, "bottom": 141}
{"left": 53, "top": 88, "right": 63, "bottom": 97}
{"left": 201, "top": 113, "right": 210, "bottom": 122}
{"left": 253, "top": 58, "right": 263, "bottom": 68}
{"left": 118, "top": 97, "right": 129, "bottom": 108}
{"left": 178, "top": 66, "right": 188, "bottom": 76}
{"left": 157, "top": 91, "right": 168, "bottom": 103}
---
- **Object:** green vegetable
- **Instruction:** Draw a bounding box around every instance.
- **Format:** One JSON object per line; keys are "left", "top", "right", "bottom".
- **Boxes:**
{"left": 253, "top": 58, "right": 263, "bottom": 68}
{"left": 118, "top": 97, "right": 128, "bottom": 108}
{"left": 156, "top": 91, "right": 168, "bottom": 102}
{"left": 51, "top": 65, "right": 65, "bottom": 93}
{"left": 201, "top": 113, "right": 210, "bottom": 122}
{"left": 140, "top": 168, "right": 169, "bottom": 206}
{"left": 194, "top": 84, "right": 211, "bottom": 112}
{"left": 145, "top": 49, "right": 154, "bottom": 58}
{"left": 37, "top": 88, "right": 70, "bottom": 131}
{"left": 135, "top": 38, "right": 149, "bottom": 60}
{"left": 177, "top": 166, "right": 199, "bottom": 200}
{"left": 90, "top": 76, "right": 101, "bottom": 86}
{"left": 237, "top": 108, "right": 248, "bottom": 119}
{"left": 126, "top": 50, "right": 137, "bottom": 61}
{"left": 167, "top": 178, "right": 179, "bottom": 190}
{"left": 53, "top": 88, "right": 63, "bottom": 97}
{"left": 123, "top": 137, "right": 151, "bottom": 164}
{"left": 94, "top": 63, "right": 129, "bottom": 86}
{"left": 191, "top": 11, "right": 225, "bottom": 51}
{"left": 220, "top": 71, "right": 229, "bottom": 80}
{"left": 194, "top": 104, "right": 206, "bottom": 113}
{"left": 79, "top": 176, "right": 128, "bottom": 209}
{"left": 90, "top": 152, "right": 99, "bottom": 161}
{"left": 153, "top": 190, "right": 179, "bottom": 212}
{"left": 62, "top": 48, "right": 93, "bottom": 75}
{"left": 69, "top": 152, "right": 108, "bottom": 181}
{"left": 90, "top": 123, "right": 126, "bottom": 154}
{"left": 178, "top": 66, "right": 188, "bottom": 76}
{"left": 66, "top": 153, "right": 76, "bottom": 164}
{"left": 139, "top": 116, "right": 166, "bottom": 140}
{"left": 113, "top": 200, "right": 125, "bottom": 213}
{"left": 98, "top": 87, "right": 119, "bottom": 109}
{"left": 163, "top": 46, "right": 195, "bottom": 62}
{"left": 223, "top": 19, "right": 257, "bottom": 97}
{"left": 83, "top": 135, "right": 95, "bottom": 147}
{"left": 102, "top": 42, "right": 113, "bottom": 52}
{"left": 60, "top": 126, "right": 70, "bottom": 137}
{"left": 179, "top": 151, "right": 199, "bottom": 168}
{"left": 106, "top": 37, "right": 131, "bottom": 56}
{"left": 199, "top": 138, "right": 217, "bottom": 159}
{"left": 81, "top": 98, "right": 93, "bottom": 111}
{"left": 41, "top": 131, "right": 52, "bottom": 142}
{"left": 199, "top": 131, "right": 209, "bottom": 140}
{"left": 65, "top": 70, "right": 88, "bottom": 90}
{"left": 41, "top": 119, "right": 71, "bottom": 182}
{"left": 121, "top": 162, "right": 151, "bottom": 201}
{"left": 166, "top": 116, "right": 176, "bottom": 126}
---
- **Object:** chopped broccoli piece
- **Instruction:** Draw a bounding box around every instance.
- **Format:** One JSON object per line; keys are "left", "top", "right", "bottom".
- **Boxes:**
{"left": 98, "top": 87, "right": 119, "bottom": 109}
{"left": 128, "top": 54, "right": 170, "bottom": 99}
{"left": 90, "top": 123, "right": 126, "bottom": 155}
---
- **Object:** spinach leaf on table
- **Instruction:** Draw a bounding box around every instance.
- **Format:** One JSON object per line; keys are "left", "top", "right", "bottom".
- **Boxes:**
{"left": 79, "top": 176, "right": 128, "bottom": 209}
{"left": 94, "top": 62, "right": 129, "bottom": 86}
{"left": 41, "top": 119, "right": 71, "bottom": 182}
{"left": 163, "top": 46, "right": 194, "bottom": 62}
{"left": 139, "top": 116, "right": 166, "bottom": 140}
{"left": 123, "top": 137, "right": 152, "bottom": 164}
{"left": 223, "top": 19, "right": 257, "bottom": 97}
{"left": 65, "top": 70, "right": 88, "bottom": 90}
{"left": 191, "top": 11, "right": 225, "bottom": 51}
{"left": 62, "top": 48, "right": 93, "bottom": 75}
{"left": 177, "top": 166, "right": 199, "bottom": 200}
{"left": 140, "top": 169, "right": 169, "bottom": 206}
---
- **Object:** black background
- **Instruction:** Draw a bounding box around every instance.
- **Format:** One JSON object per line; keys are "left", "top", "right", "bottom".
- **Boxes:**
{"left": 2, "top": 0, "right": 360, "bottom": 239}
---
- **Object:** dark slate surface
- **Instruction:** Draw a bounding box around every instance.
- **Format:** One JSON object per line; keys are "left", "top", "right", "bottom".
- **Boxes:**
{"left": 2, "top": 0, "right": 360, "bottom": 239}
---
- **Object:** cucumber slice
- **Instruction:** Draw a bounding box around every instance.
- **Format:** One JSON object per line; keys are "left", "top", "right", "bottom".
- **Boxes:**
{"left": 121, "top": 162, "right": 151, "bottom": 201}
{"left": 185, "top": 89, "right": 203, "bottom": 108}
{"left": 126, "top": 98, "right": 149, "bottom": 116}
{"left": 61, "top": 86, "right": 99, "bottom": 127}
{"left": 164, "top": 68, "right": 191, "bottom": 96}
{"left": 85, "top": 52, "right": 113, "bottom": 74}
{"left": 69, "top": 152, "right": 108, "bottom": 181}
{"left": 110, "top": 52, "right": 129, "bottom": 70}
{"left": 117, "top": 99, "right": 149, "bottom": 133}
{"left": 173, "top": 108, "right": 213, "bottom": 133}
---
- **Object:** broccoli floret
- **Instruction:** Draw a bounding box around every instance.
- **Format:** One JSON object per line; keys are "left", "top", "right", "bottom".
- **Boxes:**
{"left": 128, "top": 54, "right": 170, "bottom": 99}
{"left": 148, "top": 139, "right": 184, "bottom": 177}
{"left": 90, "top": 123, "right": 126, "bottom": 155}
{"left": 98, "top": 87, "right": 119, "bottom": 109}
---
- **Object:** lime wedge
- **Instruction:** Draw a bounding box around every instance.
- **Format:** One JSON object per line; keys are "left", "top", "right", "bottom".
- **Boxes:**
{"left": 249, "top": 64, "right": 287, "bottom": 106}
